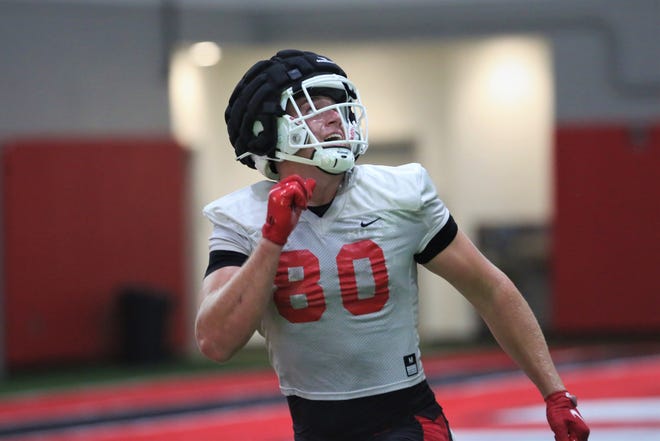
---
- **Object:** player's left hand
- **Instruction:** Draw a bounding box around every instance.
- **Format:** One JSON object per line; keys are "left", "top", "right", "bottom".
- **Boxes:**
{"left": 545, "top": 390, "right": 590, "bottom": 441}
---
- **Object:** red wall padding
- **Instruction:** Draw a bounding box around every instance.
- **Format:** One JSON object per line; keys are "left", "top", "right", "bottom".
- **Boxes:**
{"left": 553, "top": 124, "right": 660, "bottom": 334}
{"left": 2, "top": 137, "right": 188, "bottom": 367}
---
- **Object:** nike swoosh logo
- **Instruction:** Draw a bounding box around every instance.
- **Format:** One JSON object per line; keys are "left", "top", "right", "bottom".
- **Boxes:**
{"left": 360, "top": 217, "right": 382, "bottom": 227}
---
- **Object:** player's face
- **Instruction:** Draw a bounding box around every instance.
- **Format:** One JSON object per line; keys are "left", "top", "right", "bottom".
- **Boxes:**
{"left": 286, "top": 95, "right": 345, "bottom": 160}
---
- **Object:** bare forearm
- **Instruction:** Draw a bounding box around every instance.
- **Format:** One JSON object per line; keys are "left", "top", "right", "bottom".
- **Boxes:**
{"left": 424, "top": 231, "right": 566, "bottom": 397}
{"left": 195, "top": 239, "right": 282, "bottom": 362}
{"left": 478, "top": 277, "right": 565, "bottom": 397}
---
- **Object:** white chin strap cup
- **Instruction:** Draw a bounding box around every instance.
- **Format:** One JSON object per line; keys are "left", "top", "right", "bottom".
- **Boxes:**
{"left": 276, "top": 147, "right": 355, "bottom": 175}
{"left": 313, "top": 147, "right": 355, "bottom": 174}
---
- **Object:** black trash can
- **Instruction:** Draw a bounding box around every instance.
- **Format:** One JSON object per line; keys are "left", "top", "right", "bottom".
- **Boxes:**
{"left": 117, "top": 286, "right": 172, "bottom": 364}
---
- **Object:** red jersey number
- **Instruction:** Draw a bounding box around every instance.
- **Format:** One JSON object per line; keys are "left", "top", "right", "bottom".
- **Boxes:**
{"left": 273, "top": 250, "right": 326, "bottom": 323}
{"left": 337, "top": 239, "right": 390, "bottom": 315}
{"left": 274, "top": 240, "right": 390, "bottom": 323}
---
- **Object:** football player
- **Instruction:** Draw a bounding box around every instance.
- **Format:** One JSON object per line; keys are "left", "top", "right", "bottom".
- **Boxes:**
{"left": 195, "top": 49, "right": 590, "bottom": 441}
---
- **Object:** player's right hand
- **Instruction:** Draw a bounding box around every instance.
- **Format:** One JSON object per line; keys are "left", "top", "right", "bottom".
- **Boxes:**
{"left": 262, "top": 175, "right": 315, "bottom": 246}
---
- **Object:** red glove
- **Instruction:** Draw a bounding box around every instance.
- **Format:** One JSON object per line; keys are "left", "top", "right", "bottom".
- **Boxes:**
{"left": 262, "top": 175, "right": 315, "bottom": 246}
{"left": 545, "top": 390, "right": 590, "bottom": 441}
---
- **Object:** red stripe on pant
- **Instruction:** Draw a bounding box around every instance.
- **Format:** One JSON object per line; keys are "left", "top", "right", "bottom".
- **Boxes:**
{"left": 415, "top": 414, "right": 452, "bottom": 441}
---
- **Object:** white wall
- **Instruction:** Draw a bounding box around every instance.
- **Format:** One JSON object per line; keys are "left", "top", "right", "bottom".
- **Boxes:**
{"left": 172, "top": 36, "right": 552, "bottom": 344}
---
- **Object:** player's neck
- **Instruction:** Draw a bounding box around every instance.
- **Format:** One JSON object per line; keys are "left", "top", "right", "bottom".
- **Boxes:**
{"left": 309, "top": 174, "right": 342, "bottom": 206}
{"left": 278, "top": 163, "right": 343, "bottom": 206}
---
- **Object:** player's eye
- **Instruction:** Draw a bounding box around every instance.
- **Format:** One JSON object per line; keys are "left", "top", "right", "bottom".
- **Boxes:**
{"left": 299, "top": 103, "right": 313, "bottom": 115}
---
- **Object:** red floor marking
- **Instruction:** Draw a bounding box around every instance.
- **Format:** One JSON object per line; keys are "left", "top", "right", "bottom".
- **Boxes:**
{"left": 12, "top": 406, "right": 294, "bottom": 441}
{"left": 437, "top": 355, "right": 660, "bottom": 430}
{"left": 0, "top": 369, "right": 279, "bottom": 425}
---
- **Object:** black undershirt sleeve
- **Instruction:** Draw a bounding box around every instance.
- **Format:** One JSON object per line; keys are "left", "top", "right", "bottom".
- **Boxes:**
{"left": 413, "top": 215, "right": 458, "bottom": 264}
{"left": 204, "top": 250, "right": 249, "bottom": 278}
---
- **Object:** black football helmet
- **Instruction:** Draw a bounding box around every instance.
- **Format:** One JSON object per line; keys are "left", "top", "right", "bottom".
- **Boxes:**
{"left": 225, "top": 49, "right": 368, "bottom": 179}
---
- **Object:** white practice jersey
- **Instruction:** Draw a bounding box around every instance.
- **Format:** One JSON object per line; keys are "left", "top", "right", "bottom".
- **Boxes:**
{"left": 203, "top": 163, "right": 453, "bottom": 400}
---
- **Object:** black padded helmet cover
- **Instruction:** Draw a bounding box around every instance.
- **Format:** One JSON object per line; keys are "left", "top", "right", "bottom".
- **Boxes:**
{"left": 225, "top": 49, "right": 349, "bottom": 169}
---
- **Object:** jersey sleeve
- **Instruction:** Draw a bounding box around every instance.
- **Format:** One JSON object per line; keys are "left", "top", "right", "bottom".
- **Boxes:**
{"left": 413, "top": 165, "right": 458, "bottom": 262}
{"left": 206, "top": 212, "right": 254, "bottom": 255}
{"left": 201, "top": 192, "right": 259, "bottom": 278}
{"left": 201, "top": 181, "right": 271, "bottom": 257}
